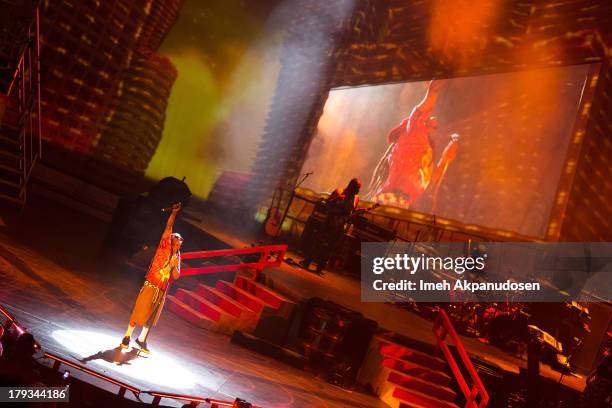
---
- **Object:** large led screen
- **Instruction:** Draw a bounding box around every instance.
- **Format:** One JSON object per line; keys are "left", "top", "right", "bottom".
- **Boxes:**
{"left": 300, "top": 65, "right": 592, "bottom": 237}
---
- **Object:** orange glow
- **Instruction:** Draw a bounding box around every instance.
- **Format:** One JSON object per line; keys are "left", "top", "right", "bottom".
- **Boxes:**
{"left": 303, "top": 93, "right": 361, "bottom": 191}
{"left": 428, "top": 0, "right": 504, "bottom": 69}
{"left": 302, "top": 65, "right": 591, "bottom": 237}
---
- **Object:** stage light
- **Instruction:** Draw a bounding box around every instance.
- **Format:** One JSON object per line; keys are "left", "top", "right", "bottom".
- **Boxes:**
{"left": 51, "top": 329, "right": 199, "bottom": 389}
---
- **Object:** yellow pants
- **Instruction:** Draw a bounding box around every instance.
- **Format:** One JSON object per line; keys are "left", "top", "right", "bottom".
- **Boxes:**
{"left": 129, "top": 284, "right": 166, "bottom": 327}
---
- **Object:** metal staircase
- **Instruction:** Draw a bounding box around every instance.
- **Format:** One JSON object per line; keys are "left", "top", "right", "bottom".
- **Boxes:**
{"left": 359, "top": 309, "right": 490, "bottom": 408}
{"left": 0, "top": 1, "right": 41, "bottom": 208}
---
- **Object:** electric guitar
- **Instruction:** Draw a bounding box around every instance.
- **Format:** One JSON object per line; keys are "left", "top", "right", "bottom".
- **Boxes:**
{"left": 351, "top": 203, "right": 380, "bottom": 217}
{"left": 342, "top": 203, "right": 381, "bottom": 230}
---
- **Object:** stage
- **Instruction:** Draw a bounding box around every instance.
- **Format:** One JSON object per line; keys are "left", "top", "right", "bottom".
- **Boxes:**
{"left": 0, "top": 205, "right": 586, "bottom": 407}
{"left": 184, "top": 211, "right": 588, "bottom": 393}
{"left": 0, "top": 1, "right": 610, "bottom": 407}
{"left": 0, "top": 230, "right": 386, "bottom": 407}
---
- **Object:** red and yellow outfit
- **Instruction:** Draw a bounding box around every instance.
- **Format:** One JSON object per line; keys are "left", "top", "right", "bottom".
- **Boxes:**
{"left": 129, "top": 234, "right": 180, "bottom": 327}
{"left": 373, "top": 108, "right": 434, "bottom": 208}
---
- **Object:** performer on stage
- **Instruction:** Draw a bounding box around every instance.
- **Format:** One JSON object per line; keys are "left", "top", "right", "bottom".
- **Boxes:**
{"left": 120, "top": 203, "right": 183, "bottom": 353}
{"left": 300, "top": 178, "right": 361, "bottom": 274}
{"left": 367, "top": 80, "right": 459, "bottom": 210}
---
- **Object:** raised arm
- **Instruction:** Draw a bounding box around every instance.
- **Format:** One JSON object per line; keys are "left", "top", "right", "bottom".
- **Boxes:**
{"left": 161, "top": 203, "right": 181, "bottom": 240}
{"left": 405, "top": 80, "right": 443, "bottom": 132}
{"left": 416, "top": 80, "right": 443, "bottom": 114}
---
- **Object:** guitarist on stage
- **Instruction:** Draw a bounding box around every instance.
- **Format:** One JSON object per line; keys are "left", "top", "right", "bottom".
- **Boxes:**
{"left": 300, "top": 178, "right": 362, "bottom": 274}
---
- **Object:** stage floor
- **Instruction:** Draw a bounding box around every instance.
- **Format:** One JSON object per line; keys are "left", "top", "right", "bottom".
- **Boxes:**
{"left": 0, "top": 232, "right": 386, "bottom": 408}
{"left": 186, "top": 212, "right": 587, "bottom": 393}
{"left": 0, "top": 205, "right": 585, "bottom": 407}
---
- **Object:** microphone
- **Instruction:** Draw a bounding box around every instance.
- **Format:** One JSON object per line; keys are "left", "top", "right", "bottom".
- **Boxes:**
{"left": 162, "top": 202, "right": 182, "bottom": 212}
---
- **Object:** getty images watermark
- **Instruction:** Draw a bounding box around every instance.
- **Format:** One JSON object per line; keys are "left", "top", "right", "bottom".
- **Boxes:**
{"left": 360, "top": 242, "right": 612, "bottom": 302}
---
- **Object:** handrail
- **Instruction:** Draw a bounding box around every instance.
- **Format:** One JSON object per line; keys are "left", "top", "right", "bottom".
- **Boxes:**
{"left": 285, "top": 190, "right": 539, "bottom": 243}
{"left": 1, "top": 307, "right": 132, "bottom": 396}
{"left": 181, "top": 244, "right": 287, "bottom": 280}
{"left": 143, "top": 390, "right": 262, "bottom": 407}
{"left": 6, "top": 5, "right": 41, "bottom": 205}
{"left": 44, "top": 352, "right": 260, "bottom": 407}
{"left": 432, "top": 309, "right": 489, "bottom": 408}
{"left": 43, "top": 352, "right": 140, "bottom": 397}
{"left": 1, "top": 305, "right": 257, "bottom": 407}
{"left": 0, "top": 304, "right": 26, "bottom": 335}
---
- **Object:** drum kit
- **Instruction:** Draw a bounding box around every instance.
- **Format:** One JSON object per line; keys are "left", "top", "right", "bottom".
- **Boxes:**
{"left": 410, "top": 297, "right": 590, "bottom": 371}
{"left": 444, "top": 300, "right": 531, "bottom": 351}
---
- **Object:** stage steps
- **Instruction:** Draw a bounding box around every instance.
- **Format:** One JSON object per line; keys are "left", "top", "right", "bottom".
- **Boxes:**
{"left": 0, "top": 3, "right": 40, "bottom": 210}
{"left": 359, "top": 336, "right": 459, "bottom": 408}
{"left": 168, "top": 274, "right": 295, "bottom": 335}
{"left": 165, "top": 296, "right": 218, "bottom": 331}
{"left": 233, "top": 275, "right": 295, "bottom": 319}
{"left": 215, "top": 280, "right": 274, "bottom": 315}
{"left": 196, "top": 284, "right": 256, "bottom": 322}
{"left": 0, "top": 103, "right": 25, "bottom": 207}
{"left": 172, "top": 288, "right": 240, "bottom": 334}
